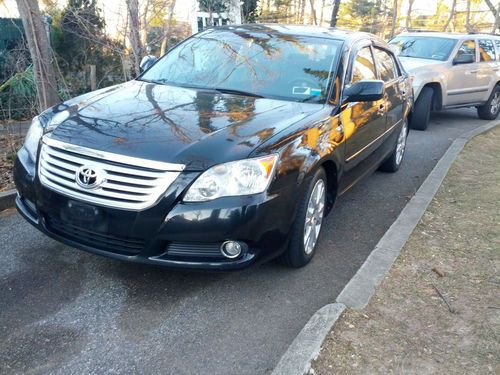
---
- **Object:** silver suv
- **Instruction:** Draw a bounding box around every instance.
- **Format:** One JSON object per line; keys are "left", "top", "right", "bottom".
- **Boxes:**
{"left": 390, "top": 32, "right": 500, "bottom": 130}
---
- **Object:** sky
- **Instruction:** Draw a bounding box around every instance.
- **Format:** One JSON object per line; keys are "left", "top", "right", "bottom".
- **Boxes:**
{"left": 0, "top": 0, "right": 495, "bottom": 39}
{"left": 0, "top": 0, "right": 193, "bottom": 37}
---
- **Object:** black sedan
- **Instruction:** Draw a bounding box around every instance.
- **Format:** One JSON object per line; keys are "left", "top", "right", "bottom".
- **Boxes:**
{"left": 14, "top": 25, "right": 412, "bottom": 270}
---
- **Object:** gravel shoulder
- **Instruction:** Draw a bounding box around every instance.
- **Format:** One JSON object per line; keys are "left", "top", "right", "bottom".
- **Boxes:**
{"left": 312, "top": 127, "right": 500, "bottom": 374}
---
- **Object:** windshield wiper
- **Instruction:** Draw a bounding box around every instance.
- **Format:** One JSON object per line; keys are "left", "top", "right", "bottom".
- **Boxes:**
{"left": 212, "top": 88, "right": 264, "bottom": 98}
{"left": 137, "top": 80, "right": 264, "bottom": 98}
{"left": 137, "top": 77, "right": 168, "bottom": 85}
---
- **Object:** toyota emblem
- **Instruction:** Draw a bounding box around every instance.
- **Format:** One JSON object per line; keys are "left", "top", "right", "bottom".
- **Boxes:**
{"left": 75, "top": 166, "right": 105, "bottom": 189}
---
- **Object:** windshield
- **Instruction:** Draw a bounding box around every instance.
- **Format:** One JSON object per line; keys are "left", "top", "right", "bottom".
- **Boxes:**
{"left": 389, "top": 36, "right": 456, "bottom": 61}
{"left": 140, "top": 28, "right": 343, "bottom": 103}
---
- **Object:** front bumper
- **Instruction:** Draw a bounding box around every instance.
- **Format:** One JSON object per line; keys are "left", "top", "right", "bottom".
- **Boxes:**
{"left": 14, "top": 149, "right": 298, "bottom": 271}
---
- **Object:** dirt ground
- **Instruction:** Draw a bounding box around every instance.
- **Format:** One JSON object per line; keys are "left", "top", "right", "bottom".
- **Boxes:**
{"left": 0, "top": 125, "right": 24, "bottom": 191}
{"left": 311, "top": 126, "right": 500, "bottom": 374}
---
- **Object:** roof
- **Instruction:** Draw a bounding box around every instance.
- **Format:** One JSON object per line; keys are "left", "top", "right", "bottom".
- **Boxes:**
{"left": 205, "top": 23, "right": 385, "bottom": 44}
{"left": 396, "top": 31, "right": 500, "bottom": 40}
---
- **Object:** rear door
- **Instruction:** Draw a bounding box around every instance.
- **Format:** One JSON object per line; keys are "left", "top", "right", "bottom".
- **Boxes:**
{"left": 477, "top": 38, "right": 498, "bottom": 102}
{"left": 373, "top": 46, "right": 404, "bottom": 131}
{"left": 447, "top": 39, "right": 487, "bottom": 105}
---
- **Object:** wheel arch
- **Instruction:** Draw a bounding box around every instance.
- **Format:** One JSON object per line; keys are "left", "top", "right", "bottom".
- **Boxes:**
{"left": 423, "top": 82, "right": 443, "bottom": 110}
{"left": 319, "top": 159, "right": 338, "bottom": 215}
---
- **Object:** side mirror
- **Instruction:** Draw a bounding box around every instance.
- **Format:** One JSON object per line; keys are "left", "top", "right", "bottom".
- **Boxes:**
{"left": 453, "top": 53, "right": 475, "bottom": 65}
{"left": 343, "top": 80, "right": 385, "bottom": 103}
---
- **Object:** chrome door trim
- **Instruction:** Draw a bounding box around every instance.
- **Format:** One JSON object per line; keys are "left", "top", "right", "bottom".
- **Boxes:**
{"left": 345, "top": 119, "right": 401, "bottom": 163}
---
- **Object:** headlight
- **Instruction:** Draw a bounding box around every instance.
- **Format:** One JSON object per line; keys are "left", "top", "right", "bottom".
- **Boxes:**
{"left": 184, "top": 154, "right": 278, "bottom": 202}
{"left": 23, "top": 116, "right": 43, "bottom": 161}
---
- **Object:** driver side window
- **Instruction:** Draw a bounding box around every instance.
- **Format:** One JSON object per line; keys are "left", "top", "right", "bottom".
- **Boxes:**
{"left": 351, "top": 47, "right": 376, "bottom": 83}
{"left": 455, "top": 40, "right": 476, "bottom": 61}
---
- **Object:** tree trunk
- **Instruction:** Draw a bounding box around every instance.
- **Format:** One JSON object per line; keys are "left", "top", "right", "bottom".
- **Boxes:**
{"left": 319, "top": 0, "right": 326, "bottom": 25}
{"left": 492, "top": 2, "right": 500, "bottom": 33}
{"left": 140, "top": 0, "right": 150, "bottom": 47}
{"left": 16, "top": 0, "right": 60, "bottom": 111}
{"left": 160, "top": 0, "right": 176, "bottom": 56}
{"left": 390, "top": 0, "right": 398, "bottom": 38}
{"left": 330, "top": 0, "right": 341, "bottom": 27}
{"left": 126, "top": 0, "right": 143, "bottom": 76}
{"left": 405, "top": 0, "right": 414, "bottom": 29}
{"left": 465, "top": 0, "right": 471, "bottom": 32}
{"left": 441, "top": 0, "right": 456, "bottom": 32}
{"left": 309, "top": 0, "right": 317, "bottom": 25}
{"left": 300, "top": 0, "right": 306, "bottom": 24}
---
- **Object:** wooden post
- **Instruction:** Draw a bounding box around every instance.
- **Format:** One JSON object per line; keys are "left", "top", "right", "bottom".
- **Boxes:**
{"left": 90, "top": 65, "right": 97, "bottom": 91}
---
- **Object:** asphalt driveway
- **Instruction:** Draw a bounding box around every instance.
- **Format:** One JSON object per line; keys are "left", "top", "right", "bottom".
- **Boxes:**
{"left": 0, "top": 108, "right": 488, "bottom": 374}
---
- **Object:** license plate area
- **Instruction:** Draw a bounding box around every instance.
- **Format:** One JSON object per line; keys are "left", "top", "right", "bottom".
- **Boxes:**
{"left": 59, "top": 200, "right": 108, "bottom": 233}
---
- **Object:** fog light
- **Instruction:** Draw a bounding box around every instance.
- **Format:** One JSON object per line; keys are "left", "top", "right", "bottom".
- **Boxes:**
{"left": 221, "top": 241, "right": 242, "bottom": 259}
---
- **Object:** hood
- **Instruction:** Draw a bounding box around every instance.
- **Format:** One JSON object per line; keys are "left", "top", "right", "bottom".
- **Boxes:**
{"left": 398, "top": 57, "right": 444, "bottom": 72}
{"left": 45, "top": 81, "right": 320, "bottom": 170}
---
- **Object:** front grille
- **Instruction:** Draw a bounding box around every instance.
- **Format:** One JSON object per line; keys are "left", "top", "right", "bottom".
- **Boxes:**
{"left": 47, "top": 217, "right": 145, "bottom": 255}
{"left": 166, "top": 242, "right": 224, "bottom": 259}
{"left": 38, "top": 137, "right": 184, "bottom": 210}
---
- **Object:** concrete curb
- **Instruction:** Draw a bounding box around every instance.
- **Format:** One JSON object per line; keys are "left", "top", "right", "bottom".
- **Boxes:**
{"left": 337, "top": 119, "right": 500, "bottom": 309}
{"left": 272, "top": 119, "right": 500, "bottom": 375}
{"left": 272, "top": 303, "right": 346, "bottom": 375}
{"left": 0, "top": 189, "right": 16, "bottom": 212}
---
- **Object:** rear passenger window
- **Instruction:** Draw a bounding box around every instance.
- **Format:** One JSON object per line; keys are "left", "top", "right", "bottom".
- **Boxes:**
{"left": 374, "top": 48, "right": 398, "bottom": 82}
{"left": 351, "top": 47, "right": 376, "bottom": 83}
{"left": 496, "top": 40, "right": 500, "bottom": 60}
{"left": 479, "top": 39, "right": 496, "bottom": 61}
{"left": 456, "top": 40, "right": 476, "bottom": 60}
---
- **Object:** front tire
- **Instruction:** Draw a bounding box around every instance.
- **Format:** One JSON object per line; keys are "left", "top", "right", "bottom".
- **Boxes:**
{"left": 280, "top": 168, "right": 327, "bottom": 268}
{"left": 477, "top": 86, "right": 500, "bottom": 120}
{"left": 379, "top": 119, "right": 408, "bottom": 173}
{"left": 410, "top": 86, "right": 433, "bottom": 131}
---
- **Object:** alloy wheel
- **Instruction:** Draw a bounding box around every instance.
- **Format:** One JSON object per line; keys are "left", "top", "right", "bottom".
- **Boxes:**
{"left": 490, "top": 91, "right": 500, "bottom": 115}
{"left": 395, "top": 121, "right": 408, "bottom": 165}
{"left": 303, "top": 179, "right": 326, "bottom": 255}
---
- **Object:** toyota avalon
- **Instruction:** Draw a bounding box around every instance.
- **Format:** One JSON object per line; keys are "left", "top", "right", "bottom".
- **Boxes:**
{"left": 14, "top": 25, "right": 412, "bottom": 270}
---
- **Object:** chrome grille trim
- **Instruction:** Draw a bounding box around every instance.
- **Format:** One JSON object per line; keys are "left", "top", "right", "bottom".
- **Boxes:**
{"left": 38, "top": 136, "right": 185, "bottom": 210}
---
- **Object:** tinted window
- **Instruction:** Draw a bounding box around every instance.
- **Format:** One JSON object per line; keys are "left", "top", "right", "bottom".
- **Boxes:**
{"left": 496, "top": 40, "right": 500, "bottom": 60}
{"left": 374, "top": 48, "right": 397, "bottom": 81}
{"left": 479, "top": 39, "right": 495, "bottom": 61}
{"left": 352, "top": 47, "right": 376, "bottom": 83}
{"left": 457, "top": 40, "right": 476, "bottom": 60}
{"left": 389, "top": 36, "right": 456, "bottom": 61}
{"left": 141, "top": 29, "right": 342, "bottom": 103}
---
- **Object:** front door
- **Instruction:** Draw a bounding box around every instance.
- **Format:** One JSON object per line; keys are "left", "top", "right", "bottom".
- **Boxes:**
{"left": 343, "top": 45, "right": 386, "bottom": 165}
{"left": 340, "top": 44, "right": 386, "bottom": 191}
{"left": 447, "top": 39, "right": 489, "bottom": 105}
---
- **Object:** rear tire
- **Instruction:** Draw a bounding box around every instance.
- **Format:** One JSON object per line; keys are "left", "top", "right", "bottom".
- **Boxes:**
{"left": 477, "top": 86, "right": 500, "bottom": 120}
{"left": 280, "top": 168, "right": 327, "bottom": 268}
{"left": 379, "top": 119, "right": 409, "bottom": 173}
{"left": 410, "top": 86, "right": 433, "bottom": 131}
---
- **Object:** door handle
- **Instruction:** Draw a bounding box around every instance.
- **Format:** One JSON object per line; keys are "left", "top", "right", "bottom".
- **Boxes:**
{"left": 468, "top": 69, "right": 479, "bottom": 74}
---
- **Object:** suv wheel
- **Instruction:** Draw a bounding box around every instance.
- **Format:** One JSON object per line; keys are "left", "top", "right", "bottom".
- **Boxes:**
{"left": 477, "top": 86, "right": 500, "bottom": 120}
{"left": 379, "top": 119, "right": 408, "bottom": 173}
{"left": 280, "top": 168, "right": 327, "bottom": 268}
{"left": 410, "top": 86, "right": 433, "bottom": 131}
